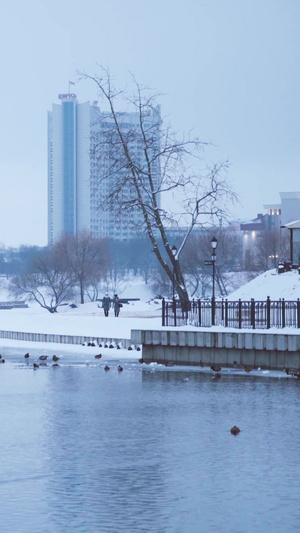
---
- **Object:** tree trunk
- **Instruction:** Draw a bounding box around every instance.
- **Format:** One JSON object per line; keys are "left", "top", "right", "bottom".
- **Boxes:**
{"left": 173, "top": 259, "right": 190, "bottom": 308}
{"left": 80, "top": 282, "right": 84, "bottom": 304}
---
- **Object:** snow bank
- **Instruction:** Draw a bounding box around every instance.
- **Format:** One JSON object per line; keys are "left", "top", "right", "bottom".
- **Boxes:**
{"left": 228, "top": 269, "right": 300, "bottom": 301}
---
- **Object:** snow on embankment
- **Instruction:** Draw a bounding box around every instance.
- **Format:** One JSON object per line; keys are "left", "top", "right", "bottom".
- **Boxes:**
{"left": 227, "top": 269, "right": 300, "bottom": 301}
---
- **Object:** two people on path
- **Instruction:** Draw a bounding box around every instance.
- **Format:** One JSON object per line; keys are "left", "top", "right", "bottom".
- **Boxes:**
{"left": 102, "top": 293, "right": 121, "bottom": 317}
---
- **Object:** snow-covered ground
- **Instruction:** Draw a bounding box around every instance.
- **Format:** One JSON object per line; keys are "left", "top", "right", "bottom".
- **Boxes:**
{"left": 0, "top": 277, "right": 161, "bottom": 340}
{"left": 0, "top": 269, "right": 299, "bottom": 359}
{"left": 0, "top": 278, "right": 161, "bottom": 360}
{"left": 228, "top": 268, "right": 300, "bottom": 301}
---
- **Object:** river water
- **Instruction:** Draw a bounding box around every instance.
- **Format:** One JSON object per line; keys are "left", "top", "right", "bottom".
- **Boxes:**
{"left": 0, "top": 346, "right": 299, "bottom": 533}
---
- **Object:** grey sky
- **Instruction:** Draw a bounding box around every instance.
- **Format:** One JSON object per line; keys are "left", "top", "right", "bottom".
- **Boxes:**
{"left": 1, "top": 0, "right": 299, "bottom": 247}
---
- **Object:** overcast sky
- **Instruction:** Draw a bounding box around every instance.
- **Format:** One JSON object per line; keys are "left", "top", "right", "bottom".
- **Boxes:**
{"left": 1, "top": 0, "right": 299, "bottom": 247}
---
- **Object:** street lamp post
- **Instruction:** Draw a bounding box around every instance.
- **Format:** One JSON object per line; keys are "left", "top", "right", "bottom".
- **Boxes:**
{"left": 211, "top": 236, "right": 218, "bottom": 325}
{"left": 171, "top": 246, "right": 177, "bottom": 310}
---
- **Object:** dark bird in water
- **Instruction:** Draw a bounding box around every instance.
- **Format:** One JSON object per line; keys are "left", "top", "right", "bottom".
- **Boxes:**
{"left": 0, "top": 359, "right": 5, "bottom": 364}
{"left": 52, "top": 363, "right": 60, "bottom": 367}
{"left": 285, "top": 368, "right": 300, "bottom": 378}
{"left": 95, "top": 354, "right": 102, "bottom": 359}
{"left": 233, "top": 361, "right": 252, "bottom": 373}
{"left": 52, "top": 355, "right": 60, "bottom": 362}
{"left": 39, "top": 355, "right": 48, "bottom": 361}
{"left": 118, "top": 365, "right": 123, "bottom": 372}
{"left": 24, "top": 353, "right": 30, "bottom": 359}
{"left": 210, "top": 364, "right": 221, "bottom": 373}
{"left": 33, "top": 363, "right": 39, "bottom": 369}
{"left": 230, "top": 426, "right": 241, "bottom": 435}
{"left": 233, "top": 361, "right": 243, "bottom": 368}
{"left": 104, "top": 365, "right": 110, "bottom": 371}
{"left": 138, "top": 358, "right": 144, "bottom": 364}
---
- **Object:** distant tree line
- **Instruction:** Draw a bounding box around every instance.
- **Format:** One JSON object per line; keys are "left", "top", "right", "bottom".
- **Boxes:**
{"left": 1, "top": 225, "right": 290, "bottom": 313}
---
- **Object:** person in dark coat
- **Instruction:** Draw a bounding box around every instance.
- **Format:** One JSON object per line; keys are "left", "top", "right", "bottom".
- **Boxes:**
{"left": 113, "top": 294, "right": 121, "bottom": 317}
{"left": 102, "top": 293, "right": 111, "bottom": 317}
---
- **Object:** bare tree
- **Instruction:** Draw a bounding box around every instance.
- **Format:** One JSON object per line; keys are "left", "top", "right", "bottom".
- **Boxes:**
{"left": 247, "top": 229, "right": 289, "bottom": 271}
{"left": 80, "top": 68, "right": 236, "bottom": 305}
{"left": 9, "top": 249, "right": 74, "bottom": 313}
{"left": 54, "top": 231, "right": 109, "bottom": 304}
{"left": 180, "top": 228, "right": 242, "bottom": 298}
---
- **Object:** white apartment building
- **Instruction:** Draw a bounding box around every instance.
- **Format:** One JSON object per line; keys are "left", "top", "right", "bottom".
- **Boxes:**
{"left": 48, "top": 93, "right": 161, "bottom": 245}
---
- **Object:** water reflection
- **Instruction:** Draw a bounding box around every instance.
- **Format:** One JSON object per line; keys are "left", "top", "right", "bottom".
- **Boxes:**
{"left": 0, "top": 354, "right": 299, "bottom": 532}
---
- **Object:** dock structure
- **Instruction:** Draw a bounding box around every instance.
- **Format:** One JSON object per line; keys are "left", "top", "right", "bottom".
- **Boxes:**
{"left": 0, "top": 330, "right": 133, "bottom": 349}
{"left": 131, "top": 328, "right": 300, "bottom": 370}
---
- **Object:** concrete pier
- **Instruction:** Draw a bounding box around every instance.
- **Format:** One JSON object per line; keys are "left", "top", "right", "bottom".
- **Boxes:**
{"left": 0, "top": 329, "right": 133, "bottom": 349}
{"left": 131, "top": 329, "right": 300, "bottom": 370}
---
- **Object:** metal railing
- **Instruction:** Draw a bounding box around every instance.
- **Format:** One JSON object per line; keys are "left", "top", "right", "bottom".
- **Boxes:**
{"left": 162, "top": 297, "right": 300, "bottom": 329}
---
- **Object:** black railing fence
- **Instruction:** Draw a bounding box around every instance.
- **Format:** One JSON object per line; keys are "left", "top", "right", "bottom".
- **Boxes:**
{"left": 162, "top": 297, "right": 300, "bottom": 329}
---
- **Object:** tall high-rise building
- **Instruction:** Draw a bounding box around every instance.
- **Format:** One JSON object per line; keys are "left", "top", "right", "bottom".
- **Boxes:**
{"left": 48, "top": 92, "right": 161, "bottom": 245}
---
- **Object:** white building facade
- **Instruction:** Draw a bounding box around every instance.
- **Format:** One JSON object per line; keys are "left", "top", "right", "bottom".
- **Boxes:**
{"left": 48, "top": 93, "right": 161, "bottom": 245}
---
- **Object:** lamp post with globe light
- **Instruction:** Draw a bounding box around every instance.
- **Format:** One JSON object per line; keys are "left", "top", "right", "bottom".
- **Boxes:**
{"left": 171, "top": 245, "right": 178, "bottom": 310}
{"left": 211, "top": 237, "right": 218, "bottom": 325}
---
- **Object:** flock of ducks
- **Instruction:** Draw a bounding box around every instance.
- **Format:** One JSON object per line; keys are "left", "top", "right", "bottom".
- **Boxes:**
{"left": 1, "top": 350, "right": 299, "bottom": 436}
{"left": 25, "top": 353, "right": 61, "bottom": 369}
{"left": 0, "top": 350, "right": 125, "bottom": 372}
{"left": 1, "top": 352, "right": 299, "bottom": 381}
{"left": 22, "top": 352, "right": 124, "bottom": 372}
{"left": 84, "top": 341, "right": 140, "bottom": 351}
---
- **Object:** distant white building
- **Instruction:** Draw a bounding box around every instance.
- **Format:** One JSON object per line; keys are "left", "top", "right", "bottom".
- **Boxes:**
{"left": 240, "top": 192, "right": 300, "bottom": 269}
{"left": 279, "top": 192, "right": 300, "bottom": 226}
{"left": 48, "top": 93, "right": 161, "bottom": 245}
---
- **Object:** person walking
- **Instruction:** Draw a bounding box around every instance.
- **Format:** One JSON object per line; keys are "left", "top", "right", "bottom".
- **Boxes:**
{"left": 113, "top": 294, "right": 121, "bottom": 317}
{"left": 102, "top": 293, "right": 111, "bottom": 317}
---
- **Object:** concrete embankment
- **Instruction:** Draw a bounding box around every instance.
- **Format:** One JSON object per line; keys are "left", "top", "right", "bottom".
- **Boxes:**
{"left": 131, "top": 328, "right": 300, "bottom": 370}
{"left": 0, "top": 330, "right": 132, "bottom": 349}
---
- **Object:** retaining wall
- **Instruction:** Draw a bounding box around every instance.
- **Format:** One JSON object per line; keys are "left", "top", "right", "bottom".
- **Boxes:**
{"left": 0, "top": 330, "right": 132, "bottom": 349}
{"left": 131, "top": 329, "right": 300, "bottom": 370}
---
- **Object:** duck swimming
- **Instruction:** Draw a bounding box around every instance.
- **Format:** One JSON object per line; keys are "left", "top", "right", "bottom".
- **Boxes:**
{"left": 285, "top": 368, "right": 300, "bottom": 378}
{"left": 233, "top": 361, "right": 243, "bottom": 368}
{"left": 210, "top": 364, "right": 221, "bottom": 373}
{"left": 230, "top": 426, "right": 240, "bottom": 435}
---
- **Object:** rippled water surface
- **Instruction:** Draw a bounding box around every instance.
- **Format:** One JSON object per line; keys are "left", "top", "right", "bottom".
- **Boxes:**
{"left": 0, "top": 348, "right": 300, "bottom": 532}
